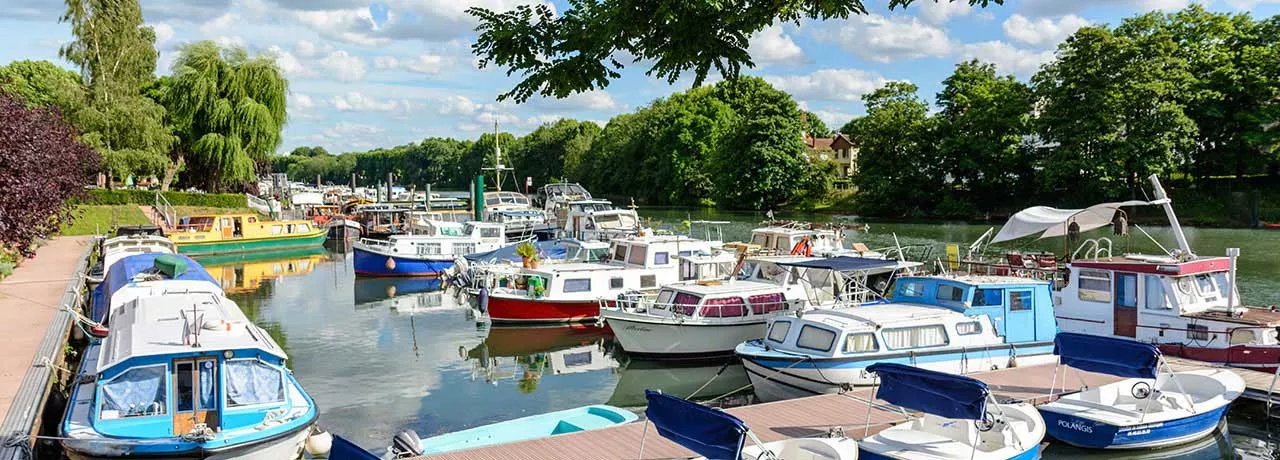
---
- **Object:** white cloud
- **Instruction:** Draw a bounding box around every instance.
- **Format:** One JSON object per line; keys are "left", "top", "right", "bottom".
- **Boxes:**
{"left": 1017, "top": 0, "right": 1194, "bottom": 17}
{"left": 529, "top": 90, "right": 620, "bottom": 112}
{"left": 957, "top": 41, "right": 1055, "bottom": 77}
{"left": 315, "top": 50, "right": 367, "bottom": 82}
{"left": 151, "top": 23, "right": 175, "bottom": 47}
{"left": 294, "top": 40, "right": 334, "bottom": 58}
{"left": 214, "top": 35, "right": 245, "bottom": 48}
{"left": 747, "top": 23, "right": 806, "bottom": 67}
{"left": 269, "top": 46, "right": 309, "bottom": 77}
{"left": 288, "top": 1, "right": 556, "bottom": 46}
{"left": 290, "top": 93, "right": 320, "bottom": 110}
{"left": 200, "top": 12, "right": 236, "bottom": 34}
{"left": 331, "top": 92, "right": 412, "bottom": 112}
{"left": 764, "top": 69, "right": 891, "bottom": 103}
{"left": 811, "top": 109, "right": 855, "bottom": 132}
{"left": 1223, "top": 0, "right": 1280, "bottom": 8}
{"left": 373, "top": 53, "right": 453, "bottom": 74}
{"left": 912, "top": 0, "right": 971, "bottom": 25}
{"left": 438, "top": 95, "right": 481, "bottom": 116}
{"left": 323, "top": 122, "right": 385, "bottom": 137}
{"left": 812, "top": 15, "right": 952, "bottom": 63}
{"left": 1003, "top": 14, "right": 1091, "bottom": 47}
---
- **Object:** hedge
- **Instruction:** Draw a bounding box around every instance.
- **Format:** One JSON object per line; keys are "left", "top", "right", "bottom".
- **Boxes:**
{"left": 86, "top": 189, "right": 247, "bottom": 208}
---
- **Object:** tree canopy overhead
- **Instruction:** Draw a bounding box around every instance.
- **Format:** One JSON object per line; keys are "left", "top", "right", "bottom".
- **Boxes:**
{"left": 469, "top": 0, "right": 1002, "bottom": 102}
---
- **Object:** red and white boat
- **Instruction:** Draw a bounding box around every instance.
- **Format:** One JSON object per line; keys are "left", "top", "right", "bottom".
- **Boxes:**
{"left": 478, "top": 234, "right": 720, "bottom": 323}
{"left": 973, "top": 175, "right": 1280, "bottom": 372}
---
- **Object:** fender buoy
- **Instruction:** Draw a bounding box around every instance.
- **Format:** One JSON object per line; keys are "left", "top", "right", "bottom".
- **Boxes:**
{"left": 478, "top": 286, "right": 490, "bottom": 313}
{"left": 385, "top": 257, "right": 397, "bottom": 271}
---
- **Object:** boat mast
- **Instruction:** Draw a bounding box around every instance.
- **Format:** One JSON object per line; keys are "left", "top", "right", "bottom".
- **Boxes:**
{"left": 482, "top": 119, "right": 511, "bottom": 191}
{"left": 1148, "top": 174, "right": 1194, "bottom": 259}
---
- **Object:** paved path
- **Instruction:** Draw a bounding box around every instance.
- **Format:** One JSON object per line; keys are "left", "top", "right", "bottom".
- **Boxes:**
{"left": 0, "top": 236, "right": 93, "bottom": 417}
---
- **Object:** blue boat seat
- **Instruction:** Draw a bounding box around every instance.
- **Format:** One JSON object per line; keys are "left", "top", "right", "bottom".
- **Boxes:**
{"left": 550, "top": 421, "right": 584, "bottom": 435}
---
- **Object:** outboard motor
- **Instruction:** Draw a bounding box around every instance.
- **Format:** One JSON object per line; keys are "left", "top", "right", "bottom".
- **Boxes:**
{"left": 390, "top": 429, "right": 424, "bottom": 458}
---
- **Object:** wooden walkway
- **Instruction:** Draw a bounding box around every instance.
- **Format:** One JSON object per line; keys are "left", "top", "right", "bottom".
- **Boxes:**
{"left": 419, "top": 363, "right": 1121, "bottom": 460}
{"left": 1165, "top": 356, "right": 1280, "bottom": 404}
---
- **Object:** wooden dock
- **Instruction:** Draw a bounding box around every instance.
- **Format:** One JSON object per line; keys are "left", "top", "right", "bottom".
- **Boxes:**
{"left": 419, "top": 358, "right": 1280, "bottom": 460}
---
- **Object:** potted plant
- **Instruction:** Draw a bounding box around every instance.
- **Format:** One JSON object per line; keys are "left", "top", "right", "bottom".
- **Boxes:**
{"left": 515, "top": 241, "right": 539, "bottom": 268}
{"left": 532, "top": 284, "right": 547, "bottom": 298}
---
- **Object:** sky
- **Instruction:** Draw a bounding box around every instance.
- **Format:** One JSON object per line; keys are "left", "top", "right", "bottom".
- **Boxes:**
{"left": 2, "top": 0, "right": 1278, "bottom": 155}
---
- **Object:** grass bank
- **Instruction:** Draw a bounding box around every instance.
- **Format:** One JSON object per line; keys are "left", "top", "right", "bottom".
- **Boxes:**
{"left": 60, "top": 205, "right": 152, "bottom": 236}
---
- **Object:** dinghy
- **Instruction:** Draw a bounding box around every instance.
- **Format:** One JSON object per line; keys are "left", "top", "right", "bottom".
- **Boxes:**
{"left": 1038, "top": 333, "right": 1243, "bottom": 449}
{"left": 385, "top": 404, "right": 637, "bottom": 457}
{"left": 642, "top": 389, "right": 858, "bottom": 459}
{"left": 859, "top": 363, "right": 1044, "bottom": 460}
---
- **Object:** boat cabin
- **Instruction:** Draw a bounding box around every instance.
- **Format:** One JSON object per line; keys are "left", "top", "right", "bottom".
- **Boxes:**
{"left": 605, "top": 235, "right": 714, "bottom": 269}
{"left": 540, "top": 183, "right": 593, "bottom": 210}
{"left": 171, "top": 214, "right": 317, "bottom": 242}
{"left": 745, "top": 226, "right": 872, "bottom": 257}
{"left": 640, "top": 281, "right": 803, "bottom": 320}
{"left": 484, "top": 191, "right": 534, "bottom": 209}
{"left": 890, "top": 275, "right": 1058, "bottom": 344}
{"left": 101, "top": 235, "right": 176, "bottom": 276}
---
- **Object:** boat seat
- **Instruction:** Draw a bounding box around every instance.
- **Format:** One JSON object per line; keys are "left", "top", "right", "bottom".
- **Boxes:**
{"left": 550, "top": 421, "right": 584, "bottom": 435}
{"left": 919, "top": 414, "right": 978, "bottom": 445}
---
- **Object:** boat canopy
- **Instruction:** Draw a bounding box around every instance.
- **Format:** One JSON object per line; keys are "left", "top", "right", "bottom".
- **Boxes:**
{"left": 991, "top": 200, "right": 1153, "bottom": 243}
{"left": 645, "top": 390, "right": 747, "bottom": 459}
{"left": 91, "top": 253, "right": 218, "bottom": 322}
{"left": 464, "top": 240, "right": 570, "bottom": 263}
{"left": 867, "top": 363, "right": 989, "bottom": 420}
{"left": 775, "top": 256, "right": 898, "bottom": 272}
{"left": 1053, "top": 332, "right": 1160, "bottom": 379}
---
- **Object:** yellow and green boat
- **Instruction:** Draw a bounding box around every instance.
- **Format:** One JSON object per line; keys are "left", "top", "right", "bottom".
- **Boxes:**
{"left": 169, "top": 213, "right": 327, "bottom": 256}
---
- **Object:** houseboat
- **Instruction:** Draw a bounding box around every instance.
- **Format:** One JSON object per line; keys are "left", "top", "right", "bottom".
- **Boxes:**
{"left": 90, "top": 253, "right": 221, "bottom": 326}
{"left": 352, "top": 204, "right": 410, "bottom": 239}
{"left": 353, "top": 221, "right": 508, "bottom": 277}
{"left": 170, "top": 213, "right": 326, "bottom": 256}
{"left": 736, "top": 275, "right": 1059, "bottom": 402}
{"left": 477, "top": 235, "right": 717, "bottom": 323}
{"left": 981, "top": 175, "right": 1280, "bottom": 372}
{"left": 483, "top": 191, "right": 551, "bottom": 238}
{"left": 60, "top": 291, "right": 318, "bottom": 459}
{"left": 87, "top": 234, "right": 177, "bottom": 287}
{"left": 552, "top": 198, "right": 642, "bottom": 241}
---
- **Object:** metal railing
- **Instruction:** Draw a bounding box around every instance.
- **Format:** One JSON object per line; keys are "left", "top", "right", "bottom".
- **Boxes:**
{"left": 153, "top": 191, "right": 176, "bottom": 229}
{"left": 245, "top": 194, "right": 273, "bottom": 216}
{"left": 609, "top": 295, "right": 807, "bottom": 319}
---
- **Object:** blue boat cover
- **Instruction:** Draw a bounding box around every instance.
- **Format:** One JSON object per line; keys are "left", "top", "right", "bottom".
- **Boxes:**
{"left": 867, "top": 363, "right": 990, "bottom": 420}
{"left": 328, "top": 434, "right": 380, "bottom": 460}
{"left": 776, "top": 256, "right": 897, "bottom": 271}
{"left": 91, "top": 253, "right": 219, "bottom": 323}
{"left": 1054, "top": 332, "right": 1160, "bottom": 379}
{"left": 644, "top": 390, "right": 746, "bottom": 460}
{"left": 464, "top": 240, "right": 570, "bottom": 263}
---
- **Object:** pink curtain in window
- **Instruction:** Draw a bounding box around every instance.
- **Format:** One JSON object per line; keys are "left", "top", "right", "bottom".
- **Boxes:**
{"left": 749, "top": 293, "right": 786, "bottom": 314}
{"left": 673, "top": 292, "right": 701, "bottom": 315}
{"left": 700, "top": 297, "right": 746, "bottom": 317}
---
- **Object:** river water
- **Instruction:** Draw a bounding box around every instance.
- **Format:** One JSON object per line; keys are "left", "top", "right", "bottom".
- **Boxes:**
{"left": 201, "top": 214, "right": 1280, "bottom": 458}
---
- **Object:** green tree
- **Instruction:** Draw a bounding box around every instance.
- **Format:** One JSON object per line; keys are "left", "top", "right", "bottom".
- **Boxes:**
{"left": 0, "top": 60, "right": 85, "bottom": 117}
{"left": 511, "top": 119, "right": 602, "bottom": 189}
{"left": 802, "top": 111, "right": 831, "bottom": 137}
{"left": 290, "top": 146, "right": 331, "bottom": 157}
{"left": 159, "top": 41, "right": 289, "bottom": 192}
{"left": 849, "top": 82, "right": 939, "bottom": 216}
{"left": 468, "top": 0, "right": 1001, "bottom": 102}
{"left": 462, "top": 132, "right": 520, "bottom": 190}
{"left": 59, "top": 0, "right": 174, "bottom": 183}
{"left": 710, "top": 77, "right": 808, "bottom": 209}
{"left": 933, "top": 60, "right": 1034, "bottom": 215}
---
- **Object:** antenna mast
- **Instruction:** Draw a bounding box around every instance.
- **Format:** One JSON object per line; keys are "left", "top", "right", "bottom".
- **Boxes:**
{"left": 482, "top": 118, "right": 511, "bottom": 191}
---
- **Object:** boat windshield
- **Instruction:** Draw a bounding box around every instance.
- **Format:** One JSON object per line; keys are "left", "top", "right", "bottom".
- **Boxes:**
{"left": 594, "top": 213, "right": 637, "bottom": 229}
{"left": 100, "top": 365, "right": 168, "bottom": 419}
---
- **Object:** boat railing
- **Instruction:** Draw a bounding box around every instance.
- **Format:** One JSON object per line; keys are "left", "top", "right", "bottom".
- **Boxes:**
{"left": 954, "top": 260, "right": 1065, "bottom": 287}
{"left": 153, "top": 191, "right": 176, "bottom": 229}
{"left": 609, "top": 295, "right": 804, "bottom": 319}
{"left": 358, "top": 238, "right": 395, "bottom": 249}
{"left": 1071, "top": 238, "right": 1113, "bottom": 261}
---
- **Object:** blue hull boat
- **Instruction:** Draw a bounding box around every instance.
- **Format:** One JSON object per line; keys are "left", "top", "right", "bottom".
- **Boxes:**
{"left": 352, "top": 245, "right": 454, "bottom": 277}
{"left": 387, "top": 405, "right": 637, "bottom": 457}
{"left": 1040, "top": 404, "right": 1228, "bottom": 450}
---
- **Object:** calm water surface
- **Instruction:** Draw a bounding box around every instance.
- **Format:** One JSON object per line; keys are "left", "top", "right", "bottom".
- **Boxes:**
{"left": 201, "top": 215, "right": 1280, "bottom": 457}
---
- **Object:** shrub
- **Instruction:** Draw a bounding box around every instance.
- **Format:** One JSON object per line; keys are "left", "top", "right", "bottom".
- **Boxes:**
{"left": 86, "top": 189, "right": 246, "bottom": 208}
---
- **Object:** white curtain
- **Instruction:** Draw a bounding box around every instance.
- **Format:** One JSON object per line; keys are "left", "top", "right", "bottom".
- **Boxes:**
{"left": 226, "top": 360, "right": 284, "bottom": 407}
{"left": 101, "top": 365, "right": 167, "bottom": 417}
{"left": 882, "top": 325, "right": 948, "bottom": 350}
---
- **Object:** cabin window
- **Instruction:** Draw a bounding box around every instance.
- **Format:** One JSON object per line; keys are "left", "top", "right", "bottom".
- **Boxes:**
{"left": 1009, "top": 291, "right": 1032, "bottom": 311}
{"left": 298, "top": 224, "right": 311, "bottom": 233}
{"left": 843, "top": 333, "right": 877, "bottom": 353}
{"left": 935, "top": 285, "right": 964, "bottom": 302}
{"left": 627, "top": 246, "right": 648, "bottom": 265}
{"left": 640, "top": 275, "right": 657, "bottom": 288}
{"left": 654, "top": 252, "right": 670, "bottom": 265}
{"left": 418, "top": 243, "right": 442, "bottom": 255}
{"left": 199, "top": 360, "right": 216, "bottom": 410}
{"left": 679, "top": 251, "right": 692, "bottom": 257}
{"left": 286, "top": 224, "right": 295, "bottom": 234}
{"left": 1195, "top": 274, "right": 1216, "bottom": 294}
{"left": 563, "top": 278, "right": 592, "bottom": 293}
{"left": 956, "top": 321, "right": 983, "bottom": 335}
{"left": 270, "top": 225, "right": 283, "bottom": 235}
{"left": 749, "top": 292, "right": 787, "bottom": 314}
{"left": 656, "top": 289, "right": 674, "bottom": 305}
{"left": 673, "top": 292, "right": 702, "bottom": 316}
{"left": 1231, "top": 329, "right": 1257, "bottom": 345}
{"left": 882, "top": 325, "right": 950, "bottom": 350}
{"left": 176, "top": 361, "right": 195, "bottom": 412}
{"left": 899, "top": 281, "right": 925, "bottom": 298}
{"left": 610, "top": 277, "right": 624, "bottom": 289}
{"left": 768, "top": 321, "right": 792, "bottom": 342}
{"left": 1077, "top": 270, "right": 1112, "bottom": 303}
{"left": 247, "top": 217, "right": 257, "bottom": 223}
{"left": 1187, "top": 324, "right": 1210, "bottom": 341}
{"left": 796, "top": 325, "right": 837, "bottom": 352}
{"left": 99, "top": 365, "right": 167, "bottom": 419}
{"left": 480, "top": 227, "right": 502, "bottom": 238}
{"left": 1144, "top": 276, "right": 1170, "bottom": 310}
{"left": 974, "top": 289, "right": 1003, "bottom": 307}
{"left": 1213, "top": 272, "right": 1235, "bottom": 305}
{"left": 226, "top": 359, "right": 285, "bottom": 407}
{"left": 452, "top": 243, "right": 476, "bottom": 254}
{"left": 701, "top": 297, "right": 747, "bottom": 317}
{"left": 613, "top": 245, "right": 628, "bottom": 261}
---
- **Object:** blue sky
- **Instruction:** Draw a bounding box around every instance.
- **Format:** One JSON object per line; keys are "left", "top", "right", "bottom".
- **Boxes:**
{"left": 2, "top": 0, "right": 1277, "bottom": 154}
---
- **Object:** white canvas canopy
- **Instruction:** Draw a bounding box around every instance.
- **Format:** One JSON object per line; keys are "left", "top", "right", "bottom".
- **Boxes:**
{"left": 291, "top": 192, "right": 324, "bottom": 206}
{"left": 991, "top": 200, "right": 1153, "bottom": 243}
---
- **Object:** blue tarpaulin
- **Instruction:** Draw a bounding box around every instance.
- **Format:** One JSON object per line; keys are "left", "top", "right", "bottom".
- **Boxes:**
{"left": 645, "top": 390, "right": 746, "bottom": 460}
{"left": 1054, "top": 332, "right": 1160, "bottom": 379}
{"left": 776, "top": 256, "right": 898, "bottom": 272}
{"left": 91, "top": 253, "right": 219, "bottom": 323}
{"left": 329, "top": 434, "right": 380, "bottom": 460}
{"left": 867, "top": 363, "right": 990, "bottom": 420}
{"left": 464, "top": 240, "right": 570, "bottom": 263}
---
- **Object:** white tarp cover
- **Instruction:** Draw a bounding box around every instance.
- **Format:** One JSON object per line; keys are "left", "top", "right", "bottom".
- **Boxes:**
{"left": 292, "top": 192, "right": 324, "bottom": 206}
{"left": 991, "top": 200, "right": 1153, "bottom": 243}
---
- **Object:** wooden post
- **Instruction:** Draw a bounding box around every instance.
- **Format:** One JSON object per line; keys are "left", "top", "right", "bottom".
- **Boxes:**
{"left": 387, "top": 172, "right": 394, "bottom": 202}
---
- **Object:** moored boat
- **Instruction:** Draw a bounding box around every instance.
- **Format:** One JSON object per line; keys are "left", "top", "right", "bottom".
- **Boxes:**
{"left": 87, "top": 234, "right": 177, "bottom": 287}
{"left": 61, "top": 290, "right": 317, "bottom": 459}
{"left": 170, "top": 213, "right": 326, "bottom": 255}
{"left": 1038, "top": 333, "right": 1242, "bottom": 450}
{"left": 353, "top": 221, "right": 508, "bottom": 277}
{"left": 859, "top": 363, "right": 1044, "bottom": 460}
{"left": 90, "top": 253, "right": 220, "bottom": 325}
{"left": 384, "top": 405, "right": 637, "bottom": 457}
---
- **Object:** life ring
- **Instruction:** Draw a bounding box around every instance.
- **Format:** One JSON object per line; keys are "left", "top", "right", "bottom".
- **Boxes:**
{"left": 790, "top": 236, "right": 813, "bottom": 257}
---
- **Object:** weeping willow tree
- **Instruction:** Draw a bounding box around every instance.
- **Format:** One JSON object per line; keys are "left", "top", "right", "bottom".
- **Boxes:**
{"left": 159, "top": 41, "right": 287, "bottom": 191}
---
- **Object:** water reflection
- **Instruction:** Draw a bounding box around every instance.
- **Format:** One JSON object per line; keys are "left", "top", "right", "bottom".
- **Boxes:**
{"left": 608, "top": 359, "right": 751, "bottom": 408}
{"left": 463, "top": 325, "right": 618, "bottom": 392}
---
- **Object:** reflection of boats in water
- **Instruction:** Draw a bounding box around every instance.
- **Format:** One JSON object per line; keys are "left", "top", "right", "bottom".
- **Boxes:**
{"left": 1227, "top": 414, "right": 1280, "bottom": 460}
{"left": 197, "top": 247, "right": 329, "bottom": 293}
{"left": 464, "top": 325, "right": 619, "bottom": 389}
{"left": 353, "top": 277, "right": 444, "bottom": 304}
{"left": 607, "top": 359, "right": 749, "bottom": 408}
{"left": 1048, "top": 417, "right": 1232, "bottom": 459}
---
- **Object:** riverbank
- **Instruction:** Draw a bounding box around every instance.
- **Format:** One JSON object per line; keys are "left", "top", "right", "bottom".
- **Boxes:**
{"left": 60, "top": 204, "right": 264, "bottom": 236}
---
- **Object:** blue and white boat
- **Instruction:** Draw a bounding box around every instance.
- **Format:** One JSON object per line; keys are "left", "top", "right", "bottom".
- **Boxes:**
{"left": 641, "top": 389, "right": 858, "bottom": 459}
{"left": 384, "top": 404, "right": 637, "bottom": 457}
{"left": 353, "top": 220, "right": 508, "bottom": 277}
{"left": 1038, "top": 333, "right": 1243, "bottom": 449}
{"left": 61, "top": 290, "right": 318, "bottom": 459}
{"left": 859, "top": 363, "right": 1044, "bottom": 460}
{"left": 735, "top": 275, "right": 1059, "bottom": 401}
{"left": 89, "top": 252, "right": 221, "bottom": 325}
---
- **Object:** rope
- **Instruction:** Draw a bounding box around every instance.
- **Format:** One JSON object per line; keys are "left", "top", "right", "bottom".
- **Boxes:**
{"left": 685, "top": 362, "right": 731, "bottom": 399}
{"left": 701, "top": 354, "right": 815, "bottom": 405}
{"left": 2, "top": 431, "right": 32, "bottom": 459}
